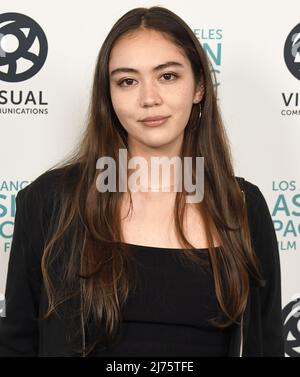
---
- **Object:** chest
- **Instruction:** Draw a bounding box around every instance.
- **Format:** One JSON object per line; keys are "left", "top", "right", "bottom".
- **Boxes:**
{"left": 120, "top": 192, "right": 218, "bottom": 248}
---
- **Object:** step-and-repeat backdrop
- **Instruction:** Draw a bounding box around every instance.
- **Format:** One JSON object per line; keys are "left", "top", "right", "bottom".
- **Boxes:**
{"left": 0, "top": 0, "right": 299, "bottom": 356}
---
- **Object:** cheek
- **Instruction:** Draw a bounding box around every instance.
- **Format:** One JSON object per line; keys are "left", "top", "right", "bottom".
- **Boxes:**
{"left": 170, "top": 94, "right": 194, "bottom": 120}
{"left": 168, "top": 82, "right": 195, "bottom": 108}
{"left": 110, "top": 91, "right": 137, "bottom": 130}
{"left": 110, "top": 88, "right": 120, "bottom": 114}
{"left": 111, "top": 90, "right": 130, "bottom": 118}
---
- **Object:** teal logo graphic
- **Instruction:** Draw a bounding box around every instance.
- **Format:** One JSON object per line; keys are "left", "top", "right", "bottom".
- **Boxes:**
{"left": 0, "top": 180, "right": 29, "bottom": 253}
{"left": 193, "top": 28, "right": 222, "bottom": 92}
{"left": 272, "top": 180, "right": 299, "bottom": 252}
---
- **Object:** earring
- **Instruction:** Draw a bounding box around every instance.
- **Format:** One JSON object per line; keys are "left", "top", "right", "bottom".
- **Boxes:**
{"left": 198, "top": 103, "right": 202, "bottom": 119}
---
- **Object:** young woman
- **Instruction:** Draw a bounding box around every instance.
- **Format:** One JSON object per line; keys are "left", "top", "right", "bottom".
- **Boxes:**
{"left": 0, "top": 6, "right": 284, "bottom": 357}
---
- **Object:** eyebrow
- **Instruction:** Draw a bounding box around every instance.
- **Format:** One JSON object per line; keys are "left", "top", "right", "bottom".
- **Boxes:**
{"left": 110, "top": 61, "right": 185, "bottom": 77}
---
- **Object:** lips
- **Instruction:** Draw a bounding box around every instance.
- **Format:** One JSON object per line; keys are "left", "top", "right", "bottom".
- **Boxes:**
{"left": 140, "top": 115, "right": 170, "bottom": 122}
{"left": 139, "top": 115, "right": 170, "bottom": 127}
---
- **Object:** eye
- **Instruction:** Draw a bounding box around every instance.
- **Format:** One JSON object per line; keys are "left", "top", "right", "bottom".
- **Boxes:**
{"left": 160, "top": 72, "right": 178, "bottom": 81}
{"left": 118, "top": 72, "right": 179, "bottom": 87}
{"left": 117, "top": 78, "right": 137, "bottom": 87}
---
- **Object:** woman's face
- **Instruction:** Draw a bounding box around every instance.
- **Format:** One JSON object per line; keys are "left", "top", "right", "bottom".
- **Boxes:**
{"left": 109, "top": 28, "right": 204, "bottom": 152}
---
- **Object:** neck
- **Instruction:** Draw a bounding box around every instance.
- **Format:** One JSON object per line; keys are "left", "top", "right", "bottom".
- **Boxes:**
{"left": 126, "top": 136, "right": 184, "bottom": 190}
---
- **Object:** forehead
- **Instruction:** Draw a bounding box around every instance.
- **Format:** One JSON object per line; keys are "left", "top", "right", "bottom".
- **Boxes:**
{"left": 109, "top": 29, "right": 188, "bottom": 69}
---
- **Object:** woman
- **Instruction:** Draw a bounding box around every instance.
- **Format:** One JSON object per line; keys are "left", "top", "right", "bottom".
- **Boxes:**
{"left": 0, "top": 6, "right": 284, "bottom": 357}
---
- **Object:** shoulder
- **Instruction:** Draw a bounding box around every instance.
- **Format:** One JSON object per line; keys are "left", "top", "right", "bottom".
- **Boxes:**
{"left": 16, "top": 163, "right": 81, "bottom": 205}
{"left": 235, "top": 176, "right": 276, "bottom": 251}
{"left": 236, "top": 176, "right": 279, "bottom": 272}
{"left": 235, "top": 176, "right": 271, "bottom": 217}
{"left": 15, "top": 163, "right": 81, "bottom": 227}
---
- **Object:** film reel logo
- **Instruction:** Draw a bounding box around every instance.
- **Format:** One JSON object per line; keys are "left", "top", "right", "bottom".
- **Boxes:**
{"left": 284, "top": 22, "right": 300, "bottom": 80}
{"left": 0, "top": 12, "right": 48, "bottom": 82}
{"left": 283, "top": 296, "right": 300, "bottom": 357}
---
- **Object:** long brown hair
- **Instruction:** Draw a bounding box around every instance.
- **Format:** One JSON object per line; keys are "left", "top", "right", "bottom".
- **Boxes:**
{"left": 41, "top": 6, "right": 263, "bottom": 355}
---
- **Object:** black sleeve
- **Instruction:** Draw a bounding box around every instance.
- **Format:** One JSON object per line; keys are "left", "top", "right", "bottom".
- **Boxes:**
{"left": 0, "top": 186, "right": 44, "bottom": 356}
{"left": 251, "top": 185, "right": 285, "bottom": 356}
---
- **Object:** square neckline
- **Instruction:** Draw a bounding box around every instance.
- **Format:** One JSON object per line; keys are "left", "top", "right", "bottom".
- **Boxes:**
{"left": 122, "top": 241, "right": 220, "bottom": 251}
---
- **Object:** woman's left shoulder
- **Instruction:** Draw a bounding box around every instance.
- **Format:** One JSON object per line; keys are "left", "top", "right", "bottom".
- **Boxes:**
{"left": 236, "top": 176, "right": 279, "bottom": 260}
{"left": 235, "top": 176, "right": 270, "bottom": 214}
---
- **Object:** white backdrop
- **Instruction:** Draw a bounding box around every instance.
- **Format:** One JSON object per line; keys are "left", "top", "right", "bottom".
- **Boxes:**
{"left": 0, "top": 0, "right": 299, "bottom": 356}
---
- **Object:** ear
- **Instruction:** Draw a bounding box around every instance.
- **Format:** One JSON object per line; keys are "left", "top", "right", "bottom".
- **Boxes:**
{"left": 193, "top": 79, "right": 205, "bottom": 104}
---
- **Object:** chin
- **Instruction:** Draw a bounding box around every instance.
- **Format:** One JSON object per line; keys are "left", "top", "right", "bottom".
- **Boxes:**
{"left": 145, "top": 139, "right": 176, "bottom": 149}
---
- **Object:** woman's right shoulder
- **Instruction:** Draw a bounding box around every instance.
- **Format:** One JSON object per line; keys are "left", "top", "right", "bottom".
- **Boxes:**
{"left": 16, "top": 163, "right": 81, "bottom": 212}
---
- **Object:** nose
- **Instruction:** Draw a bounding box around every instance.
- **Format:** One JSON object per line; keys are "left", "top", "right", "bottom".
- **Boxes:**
{"left": 139, "top": 80, "right": 163, "bottom": 107}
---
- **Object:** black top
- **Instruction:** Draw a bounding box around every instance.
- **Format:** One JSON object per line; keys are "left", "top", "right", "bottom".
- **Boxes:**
{"left": 0, "top": 166, "right": 285, "bottom": 356}
{"left": 90, "top": 243, "right": 232, "bottom": 357}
